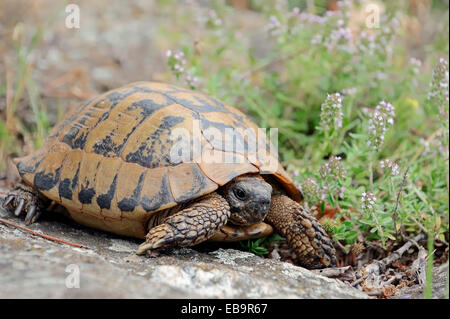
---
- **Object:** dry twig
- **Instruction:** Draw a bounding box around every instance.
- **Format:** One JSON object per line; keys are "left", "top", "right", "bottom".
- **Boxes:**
{"left": 0, "top": 216, "right": 88, "bottom": 249}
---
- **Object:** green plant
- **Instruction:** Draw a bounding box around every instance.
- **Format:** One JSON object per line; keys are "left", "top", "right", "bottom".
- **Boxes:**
{"left": 240, "top": 233, "right": 286, "bottom": 256}
{"left": 163, "top": 0, "right": 448, "bottom": 253}
{"left": 240, "top": 238, "right": 269, "bottom": 255}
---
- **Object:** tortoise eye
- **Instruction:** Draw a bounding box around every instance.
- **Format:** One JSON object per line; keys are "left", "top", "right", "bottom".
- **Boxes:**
{"left": 234, "top": 187, "right": 247, "bottom": 200}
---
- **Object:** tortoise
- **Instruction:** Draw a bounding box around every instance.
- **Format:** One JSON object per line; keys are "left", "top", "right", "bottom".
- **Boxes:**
{"left": 3, "top": 82, "right": 336, "bottom": 269}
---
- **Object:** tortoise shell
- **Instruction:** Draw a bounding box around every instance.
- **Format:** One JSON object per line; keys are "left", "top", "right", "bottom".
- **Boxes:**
{"left": 16, "top": 82, "right": 301, "bottom": 238}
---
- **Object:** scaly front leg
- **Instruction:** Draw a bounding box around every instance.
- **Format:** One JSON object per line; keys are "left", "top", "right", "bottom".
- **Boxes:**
{"left": 136, "top": 193, "right": 230, "bottom": 255}
{"left": 266, "top": 194, "right": 337, "bottom": 269}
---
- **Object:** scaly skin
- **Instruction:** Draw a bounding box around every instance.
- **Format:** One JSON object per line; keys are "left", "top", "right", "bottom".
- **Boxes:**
{"left": 137, "top": 193, "right": 230, "bottom": 254}
{"left": 3, "top": 183, "right": 46, "bottom": 225}
{"left": 266, "top": 194, "right": 337, "bottom": 269}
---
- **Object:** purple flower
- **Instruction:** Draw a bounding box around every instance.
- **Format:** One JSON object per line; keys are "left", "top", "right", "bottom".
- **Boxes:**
{"left": 323, "top": 27, "right": 353, "bottom": 53}
{"left": 319, "top": 156, "right": 346, "bottom": 181}
{"left": 356, "top": 16, "right": 399, "bottom": 58}
{"left": 300, "top": 177, "right": 320, "bottom": 206}
{"left": 379, "top": 159, "right": 400, "bottom": 176}
{"left": 428, "top": 58, "right": 449, "bottom": 126}
{"left": 167, "top": 49, "right": 200, "bottom": 89}
{"left": 410, "top": 58, "right": 422, "bottom": 75}
{"left": 367, "top": 101, "right": 395, "bottom": 150}
{"left": 320, "top": 93, "right": 344, "bottom": 131}
{"left": 203, "top": 9, "right": 222, "bottom": 28}
{"left": 361, "top": 192, "right": 377, "bottom": 211}
{"left": 266, "top": 15, "right": 284, "bottom": 36}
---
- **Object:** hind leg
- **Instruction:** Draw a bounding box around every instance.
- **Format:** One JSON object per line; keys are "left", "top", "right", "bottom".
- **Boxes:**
{"left": 3, "top": 182, "right": 46, "bottom": 225}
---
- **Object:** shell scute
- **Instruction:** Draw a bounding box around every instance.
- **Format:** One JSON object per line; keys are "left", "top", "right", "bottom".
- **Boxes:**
{"left": 31, "top": 143, "right": 70, "bottom": 200}
{"left": 76, "top": 152, "right": 105, "bottom": 217}
{"left": 121, "top": 105, "right": 188, "bottom": 168}
{"left": 84, "top": 92, "right": 172, "bottom": 158}
{"left": 114, "top": 162, "right": 147, "bottom": 215}
{"left": 57, "top": 149, "right": 84, "bottom": 210}
{"left": 167, "top": 163, "right": 218, "bottom": 203}
{"left": 94, "top": 157, "right": 121, "bottom": 213}
{"left": 140, "top": 166, "right": 175, "bottom": 212}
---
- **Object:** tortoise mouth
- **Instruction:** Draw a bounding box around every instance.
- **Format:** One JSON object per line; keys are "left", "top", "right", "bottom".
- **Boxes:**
{"left": 229, "top": 213, "right": 250, "bottom": 226}
{"left": 229, "top": 200, "right": 271, "bottom": 226}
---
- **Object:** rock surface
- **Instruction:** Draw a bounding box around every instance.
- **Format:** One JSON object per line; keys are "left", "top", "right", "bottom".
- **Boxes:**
{"left": 0, "top": 206, "right": 369, "bottom": 299}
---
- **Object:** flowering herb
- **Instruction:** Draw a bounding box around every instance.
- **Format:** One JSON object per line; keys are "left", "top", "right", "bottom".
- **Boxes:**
{"left": 361, "top": 192, "right": 377, "bottom": 211}
{"left": 166, "top": 49, "right": 199, "bottom": 89}
{"left": 203, "top": 9, "right": 222, "bottom": 29}
{"left": 320, "top": 93, "right": 344, "bottom": 132}
{"left": 428, "top": 58, "right": 449, "bottom": 127}
{"left": 367, "top": 101, "right": 395, "bottom": 151}
{"left": 379, "top": 159, "right": 400, "bottom": 176}
{"left": 319, "top": 156, "right": 346, "bottom": 182}
{"left": 300, "top": 177, "right": 320, "bottom": 208}
{"left": 410, "top": 58, "right": 422, "bottom": 75}
{"left": 266, "top": 15, "right": 284, "bottom": 37}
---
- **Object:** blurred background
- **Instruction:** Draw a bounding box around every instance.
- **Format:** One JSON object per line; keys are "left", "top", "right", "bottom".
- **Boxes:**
{"left": 0, "top": 0, "right": 448, "bottom": 166}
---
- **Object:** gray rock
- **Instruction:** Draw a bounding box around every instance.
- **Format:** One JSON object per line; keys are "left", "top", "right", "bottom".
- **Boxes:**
{"left": 0, "top": 208, "right": 368, "bottom": 299}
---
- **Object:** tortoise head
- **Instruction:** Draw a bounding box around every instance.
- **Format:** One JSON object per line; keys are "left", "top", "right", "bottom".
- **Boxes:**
{"left": 221, "top": 174, "right": 272, "bottom": 226}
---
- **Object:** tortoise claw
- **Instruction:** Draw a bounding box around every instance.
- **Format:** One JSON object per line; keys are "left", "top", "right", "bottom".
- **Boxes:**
{"left": 137, "top": 224, "right": 172, "bottom": 255}
{"left": 24, "top": 205, "right": 36, "bottom": 225}
{"left": 31, "top": 209, "right": 42, "bottom": 224}
{"left": 14, "top": 199, "right": 25, "bottom": 216}
{"left": 136, "top": 242, "right": 155, "bottom": 255}
{"left": 3, "top": 195, "right": 14, "bottom": 208}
